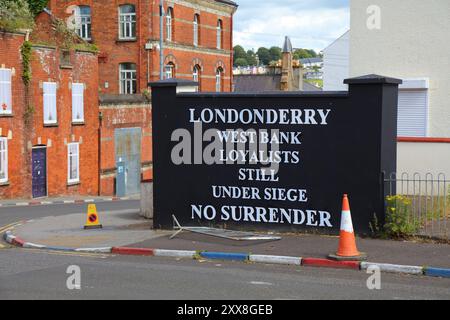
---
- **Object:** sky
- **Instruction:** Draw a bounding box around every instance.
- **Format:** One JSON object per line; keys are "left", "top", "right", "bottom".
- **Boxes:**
{"left": 233, "top": 0, "right": 350, "bottom": 53}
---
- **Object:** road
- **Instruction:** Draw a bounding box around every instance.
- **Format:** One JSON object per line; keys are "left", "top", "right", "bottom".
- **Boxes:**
{"left": 0, "top": 200, "right": 140, "bottom": 226}
{"left": 1, "top": 201, "right": 449, "bottom": 300}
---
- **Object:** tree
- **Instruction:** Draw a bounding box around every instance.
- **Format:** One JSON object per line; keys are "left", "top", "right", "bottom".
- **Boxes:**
{"left": 25, "top": 0, "right": 47, "bottom": 16}
{"left": 293, "top": 48, "right": 319, "bottom": 60}
{"left": 256, "top": 47, "right": 271, "bottom": 65}
{"left": 234, "top": 45, "right": 247, "bottom": 60}
{"left": 269, "top": 46, "right": 282, "bottom": 62}
{"left": 234, "top": 58, "right": 248, "bottom": 67}
{"left": 246, "top": 50, "right": 258, "bottom": 66}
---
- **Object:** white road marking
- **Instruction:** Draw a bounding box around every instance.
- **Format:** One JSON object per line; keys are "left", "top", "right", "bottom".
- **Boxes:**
{"left": 249, "top": 281, "right": 273, "bottom": 286}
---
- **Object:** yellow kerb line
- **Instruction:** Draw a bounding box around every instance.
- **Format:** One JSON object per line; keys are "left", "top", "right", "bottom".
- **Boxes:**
{"left": 0, "top": 221, "right": 23, "bottom": 234}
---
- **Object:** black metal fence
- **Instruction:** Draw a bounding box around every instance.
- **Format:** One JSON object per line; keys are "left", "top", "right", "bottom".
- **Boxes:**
{"left": 384, "top": 172, "right": 449, "bottom": 239}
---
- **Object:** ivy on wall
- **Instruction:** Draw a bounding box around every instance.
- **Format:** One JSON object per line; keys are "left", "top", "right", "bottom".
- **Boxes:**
{"left": 21, "top": 40, "right": 34, "bottom": 124}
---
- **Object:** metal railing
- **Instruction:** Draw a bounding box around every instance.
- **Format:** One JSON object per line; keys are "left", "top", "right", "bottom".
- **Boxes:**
{"left": 384, "top": 172, "right": 449, "bottom": 239}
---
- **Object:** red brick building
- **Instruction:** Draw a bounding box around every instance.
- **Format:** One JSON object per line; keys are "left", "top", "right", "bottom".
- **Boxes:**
{"left": 48, "top": 0, "right": 237, "bottom": 93}
{"left": 0, "top": 11, "right": 99, "bottom": 199}
{"left": 47, "top": 0, "right": 237, "bottom": 196}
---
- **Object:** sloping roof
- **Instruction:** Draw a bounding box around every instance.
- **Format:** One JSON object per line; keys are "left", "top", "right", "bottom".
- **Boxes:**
{"left": 323, "top": 30, "right": 350, "bottom": 51}
{"left": 215, "top": 0, "right": 238, "bottom": 7}
{"left": 302, "top": 81, "right": 322, "bottom": 91}
{"left": 300, "top": 57, "right": 323, "bottom": 64}
{"left": 234, "top": 75, "right": 322, "bottom": 92}
{"left": 234, "top": 75, "right": 281, "bottom": 92}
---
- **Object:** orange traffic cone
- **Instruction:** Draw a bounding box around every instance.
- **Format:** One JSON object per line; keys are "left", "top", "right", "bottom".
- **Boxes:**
{"left": 328, "top": 194, "right": 366, "bottom": 261}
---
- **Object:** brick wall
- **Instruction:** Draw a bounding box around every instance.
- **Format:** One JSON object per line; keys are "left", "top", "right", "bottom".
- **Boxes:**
{"left": 99, "top": 99, "right": 152, "bottom": 196}
{"left": 49, "top": 0, "right": 236, "bottom": 94}
{"left": 0, "top": 11, "right": 100, "bottom": 199}
{"left": 29, "top": 46, "right": 100, "bottom": 197}
{"left": 0, "top": 32, "right": 28, "bottom": 198}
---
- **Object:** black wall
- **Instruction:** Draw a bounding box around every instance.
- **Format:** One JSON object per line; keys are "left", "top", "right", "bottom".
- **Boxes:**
{"left": 150, "top": 75, "right": 401, "bottom": 234}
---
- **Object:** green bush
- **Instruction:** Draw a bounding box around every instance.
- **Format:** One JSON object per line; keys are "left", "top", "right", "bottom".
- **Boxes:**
{"left": 0, "top": 0, "right": 35, "bottom": 32}
{"left": 25, "top": 0, "right": 48, "bottom": 16}
{"left": 384, "top": 195, "right": 420, "bottom": 238}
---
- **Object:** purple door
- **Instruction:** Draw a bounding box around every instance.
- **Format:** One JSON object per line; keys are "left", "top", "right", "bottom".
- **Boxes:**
{"left": 32, "top": 148, "right": 47, "bottom": 198}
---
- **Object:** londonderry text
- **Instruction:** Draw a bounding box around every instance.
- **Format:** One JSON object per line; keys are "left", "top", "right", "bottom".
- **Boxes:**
{"left": 189, "top": 108, "right": 332, "bottom": 125}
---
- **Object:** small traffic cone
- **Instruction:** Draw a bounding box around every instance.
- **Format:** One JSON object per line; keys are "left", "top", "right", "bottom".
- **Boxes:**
{"left": 328, "top": 194, "right": 366, "bottom": 261}
{"left": 84, "top": 204, "right": 103, "bottom": 230}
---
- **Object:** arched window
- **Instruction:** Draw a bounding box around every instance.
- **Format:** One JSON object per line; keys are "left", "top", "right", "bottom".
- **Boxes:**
{"left": 215, "top": 67, "right": 223, "bottom": 92}
{"left": 193, "top": 65, "right": 201, "bottom": 91}
{"left": 119, "top": 63, "right": 137, "bottom": 94}
{"left": 165, "top": 62, "right": 175, "bottom": 79}
{"left": 193, "top": 14, "right": 199, "bottom": 46}
{"left": 216, "top": 19, "right": 222, "bottom": 49}
{"left": 166, "top": 7, "right": 174, "bottom": 42}
{"left": 119, "top": 4, "right": 136, "bottom": 39}
{"left": 75, "top": 6, "right": 91, "bottom": 40}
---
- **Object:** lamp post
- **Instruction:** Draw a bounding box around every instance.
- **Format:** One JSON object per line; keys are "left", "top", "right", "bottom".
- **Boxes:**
{"left": 159, "top": 0, "right": 165, "bottom": 80}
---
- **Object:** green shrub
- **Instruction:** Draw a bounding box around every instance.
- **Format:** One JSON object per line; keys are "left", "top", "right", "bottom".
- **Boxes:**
{"left": 0, "top": 0, "right": 35, "bottom": 32}
{"left": 25, "top": 0, "right": 48, "bottom": 16}
{"left": 384, "top": 195, "right": 420, "bottom": 238}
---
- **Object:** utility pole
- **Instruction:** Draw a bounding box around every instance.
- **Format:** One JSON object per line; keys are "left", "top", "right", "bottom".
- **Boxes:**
{"left": 159, "top": 0, "right": 165, "bottom": 80}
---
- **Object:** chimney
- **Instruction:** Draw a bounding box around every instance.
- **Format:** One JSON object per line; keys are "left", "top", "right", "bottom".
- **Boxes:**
{"left": 280, "top": 36, "right": 293, "bottom": 91}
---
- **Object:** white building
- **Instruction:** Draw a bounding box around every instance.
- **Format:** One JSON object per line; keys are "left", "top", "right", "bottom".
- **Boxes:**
{"left": 323, "top": 31, "right": 349, "bottom": 91}
{"left": 323, "top": 0, "right": 450, "bottom": 177}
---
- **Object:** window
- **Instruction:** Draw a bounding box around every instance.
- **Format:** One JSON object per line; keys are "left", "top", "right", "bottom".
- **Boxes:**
{"left": 72, "top": 83, "right": 84, "bottom": 123}
{"left": 119, "top": 5, "right": 136, "bottom": 39}
{"left": 0, "top": 68, "right": 12, "bottom": 115}
{"left": 166, "top": 7, "right": 173, "bottom": 41}
{"left": 0, "top": 137, "right": 7, "bottom": 183}
{"left": 60, "top": 50, "right": 71, "bottom": 66}
{"left": 165, "top": 63, "right": 175, "bottom": 79}
{"left": 75, "top": 6, "right": 91, "bottom": 40}
{"left": 215, "top": 68, "right": 223, "bottom": 92}
{"left": 67, "top": 143, "right": 80, "bottom": 184}
{"left": 43, "top": 82, "right": 57, "bottom": 124}
{"left": 216, "top": 20, "right": 222, "bottom": 49}
{"left": 193, "top": 65, "right": 200, "bottom": 91}
{"left": 119, "top": 63, "right": 137, "bottom": 94}
{"left": 398, "top": 90, "right": 428, "bottom": 137}
{"left": 193, "top": 14, "right": 199, "bottom": 46}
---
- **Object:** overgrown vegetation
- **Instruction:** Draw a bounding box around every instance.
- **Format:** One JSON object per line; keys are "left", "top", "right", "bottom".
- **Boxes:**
{"left": 31, "top": 18, "right": 98, "bottom": 53}
{"left": 20, "top": 40, "right": 32, "bottom": 84}
{"left": 384, "top": 195, "right": 420, "bottom": 238}
{"left": 0, "top": 0, "right": 35, "bottom": 32}
{"left": 24, "top": 0, "right": 48, "bottom": 16}
{"left": 20, "top": 40, "right": 34, "bottom": 124}
{"left": 370, "top": 195, "right": 421, "bottom": 239}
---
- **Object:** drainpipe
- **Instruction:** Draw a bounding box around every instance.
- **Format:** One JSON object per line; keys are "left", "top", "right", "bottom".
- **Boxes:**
{"left": 98, "top": 111, "right": 103, "bottom": 196}
{"left": 159, "top": 0, "right": 164, "bottom": 80}
{"left": 138, "top": 0, "right": 142, "bottom": 92}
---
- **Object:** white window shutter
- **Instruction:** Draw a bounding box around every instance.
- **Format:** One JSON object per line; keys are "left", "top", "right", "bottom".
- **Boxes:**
{"left": 43, "top": 82, "right": 57, "bottom": 124}
{"left": 72, "top": 83, "right": 84, "bottom": 122}
{"left": 0, "top": 69, "right": 12, "bottom": 114}
{"left": 398, "top": 90, "right": 428, "bottom": 137}
{"left": 0, "top": 138, "right": 7, "bottom": 182}
{"left": 68, "top": 143, "right": 80, "bottom": 183}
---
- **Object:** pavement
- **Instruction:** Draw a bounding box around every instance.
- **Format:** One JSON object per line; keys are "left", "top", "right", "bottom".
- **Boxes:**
{"left": 3, "top": 207, "right": 450, "bottom": 275}
{"left": 7, "top": 209, "right": 169, "bottom": 248}
{"left": 0, "top": 195, "right": 140, "bottom": 208}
